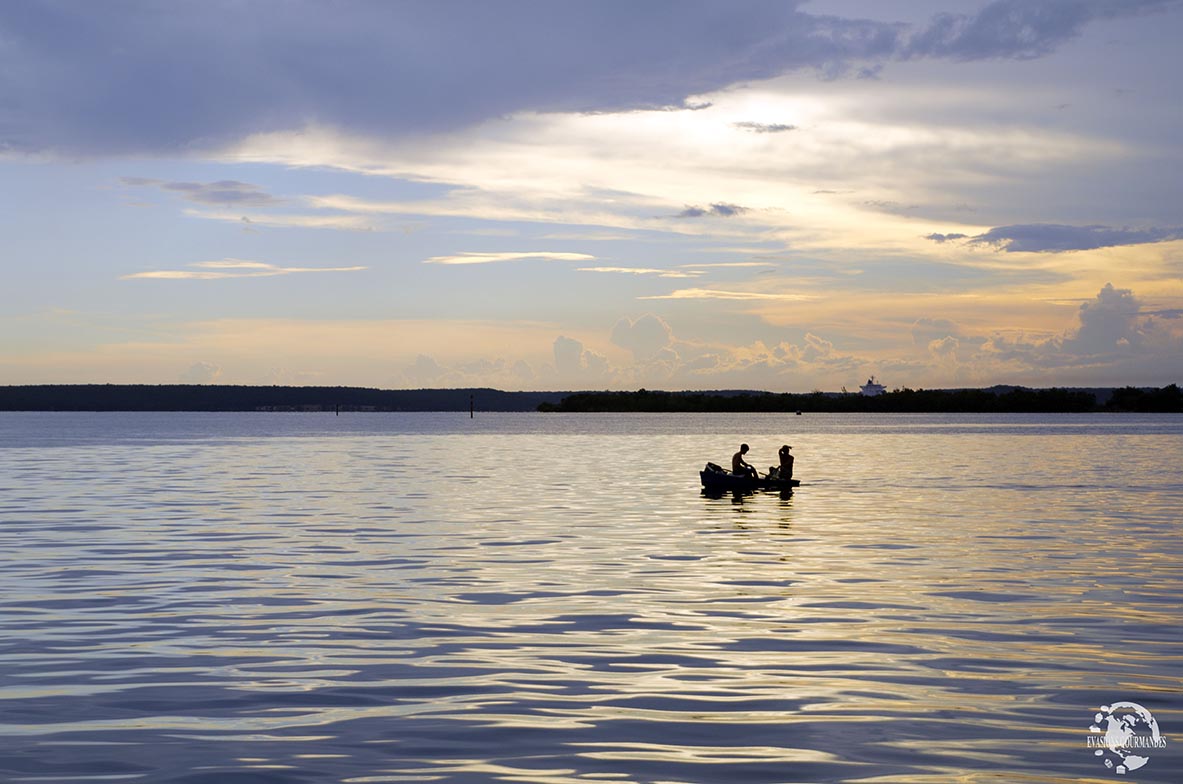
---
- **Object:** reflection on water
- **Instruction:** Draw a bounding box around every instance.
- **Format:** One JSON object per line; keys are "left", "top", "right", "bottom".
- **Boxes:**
{"left": 0, "top": 412, "right": 1181, "bottom": 782}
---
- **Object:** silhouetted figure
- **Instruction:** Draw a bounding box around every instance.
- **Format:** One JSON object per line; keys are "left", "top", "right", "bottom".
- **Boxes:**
{"left": 732, "top": 443, "right": 758, "bottom": 479}
{"left": 777, "top": 444, "right": 794, "bottom": 481}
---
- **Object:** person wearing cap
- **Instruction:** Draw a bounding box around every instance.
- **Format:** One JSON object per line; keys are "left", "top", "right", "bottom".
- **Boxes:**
{"left": 777, "top": 444, "right": 794, "bottom": 481}
{"left": 732, "top": 443, "right": 758, "bottom": 479}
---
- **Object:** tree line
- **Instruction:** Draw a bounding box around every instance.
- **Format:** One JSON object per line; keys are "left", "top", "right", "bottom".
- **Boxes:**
{"left": 1, "top": 383, "right": 1177, "bottom": 413}
{"left": 538, "top": 385, "right": 1182, "bottom": 413}
{"left": 0, "top": 385, "right": 564, "bottom": 412}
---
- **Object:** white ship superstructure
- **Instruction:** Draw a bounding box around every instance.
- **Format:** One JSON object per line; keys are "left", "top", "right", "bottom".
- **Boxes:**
{"left": 860, "top": 376, "right": 886, "bottom": 396}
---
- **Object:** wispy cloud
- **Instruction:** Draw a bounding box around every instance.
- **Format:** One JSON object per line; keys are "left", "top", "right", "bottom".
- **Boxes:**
{"left": 578, "top": 266, "right": 703, "bottom": 278}
{"left": 183, "top": 209, "right": 375, "bottom": 231}
{"left": 968, "top": 223, "right": 1183, "bottom": 252}
{"left": 423, "top": 251, "right": 595, "bottom": 265}
{"left": 901, "top": 1, "right": 1177, "bottom": 62}
{"left": 680, "top": 261, "right": 777, "bottom": 269}
{"left": 180, "top": 361, "right": 222, "bottom": 383}
{"left": 863, "top": 199, "right": 919, "bottom": 215}
{"left": 122, "top": 259, "right": 367, "bottom": 280}
{"left": 925, "top": 232, "right": 969, "bottom": 243}
{"left": 304, "top": 193, "right": 673, "bottom": 234}
{"left": 733, "top": 121, "right": 797, "bottom": 133}
{"left": 639, "top": 288, "right": 816, "bottom": 301}
{"left": 540, "top": 231, "right": 642, "bottom": 241}
{"left": 121, "top": 177, "right": 281, "bottom": 206}
{"left": 676, "top": 203, "right": 749, "bottom": 219}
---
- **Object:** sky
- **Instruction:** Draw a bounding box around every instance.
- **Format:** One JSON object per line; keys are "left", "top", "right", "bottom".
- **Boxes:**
{"left": 2, "top": 0, "right": 1181, "bottom": 391}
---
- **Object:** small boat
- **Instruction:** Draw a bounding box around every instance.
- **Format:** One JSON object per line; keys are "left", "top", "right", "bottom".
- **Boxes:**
{"left": 700, "top": 463, "right": 799, "bottom": 493}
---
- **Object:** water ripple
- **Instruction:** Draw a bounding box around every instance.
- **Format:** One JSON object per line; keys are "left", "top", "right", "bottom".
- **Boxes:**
{"left": 1, "top": 412, "right": 1181, "bottom": 782}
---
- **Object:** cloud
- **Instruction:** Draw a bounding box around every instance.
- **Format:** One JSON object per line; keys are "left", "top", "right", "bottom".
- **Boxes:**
{"left": 969, "top": 223, "right": 1183, "bottom": 252}
{"left": 925, "top": 232, "right": 969, "bottom": 243}
{"left": 6, "top": 1, "right": 1169, "bottom": 155}
{"left": 122, "top": 258, "right": 366, "bottom": 280}
{"left": 912, "top": 317, "right": 968, "bottom": 347}
{"left": 180, "top": 361, "right": 222, "bottom": 384}
{"left": 902, "top": 0, "right": 1178, "bottom": 62}
{"left": 863, "top": 200, "right": 919, "bottom": 215}
{"left": 971, "top": 283, "right": 1183, "bottom": 382}
{"left": 801, "top": 333, "right": 836, "bottom": 363}
{"left": 611, "top": 314, "right": 674, "bottom": 360}
{"left": 733, "top": 121, "right": 797, "bottom": 133}
{"left": 928, "top": 335, "right": 960, "bottom": 359}
{"left": 223, "top": 81, "right": 1132, "bottom": 247}
{"left": 552, "top": 336, "right": 584, "bottom": 376}
{"left": 404, "top": 354, "right": 444, "bottom": 386}
{"left": 399, "top": 353, "right": 540, "bottom": 388}
{"left": 676, "top": 203, "right": 749, "bottom": 219}
{"left": 121, "top": 177, "right": 281, "bottom": 206}
{"left": 553, "top": 335, "right": 611, "bottom": 383}
{"left": 540, "top": 318, "right": 879, "bottom": 390}
{"left": 656, "top": 332, "right": 868, "bottom": 389}
{"left": 578, "top": 266, "right": 702, "bottom": 278}
{"left": 302, "top": 190, "right": 674, "bottom": 234}
{"left": 639, "top": 288, "right": 816, "bottom": 301}
{"left": 185, "top": 209, "right": 376, "bottom": 231}
{"left": 679, "top": 262, "right": 777, "bottom": 269}
{"left": 1061, "top": 282, "right": 1144, "bottom": 355}
{"left": 423, "top": 251, "right": 595, "bottom": 265}
{"left": 456, "top": 357, "right": 536, "bottom": 385}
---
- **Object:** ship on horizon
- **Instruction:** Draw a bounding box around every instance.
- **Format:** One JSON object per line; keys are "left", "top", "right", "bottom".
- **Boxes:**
{"left": 860, "top": 376, "right": 887, "bottom": 396}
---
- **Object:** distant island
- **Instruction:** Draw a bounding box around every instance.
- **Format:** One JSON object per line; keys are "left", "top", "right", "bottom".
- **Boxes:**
{"left": 0, "top": 383, "right": 1180, "bottom": 413}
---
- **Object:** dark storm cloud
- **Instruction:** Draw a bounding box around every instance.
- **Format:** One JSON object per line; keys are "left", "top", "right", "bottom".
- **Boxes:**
{"left": 676, "top": 203, "right": 749, "bottom": 219}
{"left": 970, "top": 223, "right": 1183, "bottom": 252}
{"left": 1, "top": 0, "right": 1179, "bottom": 154}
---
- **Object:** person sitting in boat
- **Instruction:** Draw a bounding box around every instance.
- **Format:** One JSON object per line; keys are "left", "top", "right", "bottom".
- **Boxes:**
{"left": 732, "top": 443, "right": 759, "bottom": 479}
{"left": 767, "top": 445, "right": 794, "bottom": 481}
{"left": 777, "top": 444, "right": 794, "bottom": 481}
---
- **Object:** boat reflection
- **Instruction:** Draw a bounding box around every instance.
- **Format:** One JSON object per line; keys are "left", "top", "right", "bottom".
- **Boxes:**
{"left": 700, "top": 487, "right": 794, "bottom": 503}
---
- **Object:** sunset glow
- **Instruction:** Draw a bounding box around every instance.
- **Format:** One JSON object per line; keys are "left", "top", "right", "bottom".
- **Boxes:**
{"left": 2, "top": 1, "right": 1180, "bottom": 390}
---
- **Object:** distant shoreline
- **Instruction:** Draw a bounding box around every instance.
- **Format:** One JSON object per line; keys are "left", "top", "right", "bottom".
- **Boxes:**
{"left": 0, "top": 385, "right": 562, "bottom": 413}
{"left": 0, "top": 384, "right": 1179, "bottom": 413}
{"left": 539, "top": 386, "right": 1181, "bottom": 413}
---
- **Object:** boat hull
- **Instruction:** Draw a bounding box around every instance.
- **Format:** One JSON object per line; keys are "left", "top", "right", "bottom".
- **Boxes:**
{"left": 700, "top": 470, "right": 799, "bottom": 493}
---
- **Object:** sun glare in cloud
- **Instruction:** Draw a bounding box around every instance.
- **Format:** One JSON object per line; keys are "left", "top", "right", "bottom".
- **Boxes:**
{"left": 220, "top": 75, "right": 1118, "bottom": 261}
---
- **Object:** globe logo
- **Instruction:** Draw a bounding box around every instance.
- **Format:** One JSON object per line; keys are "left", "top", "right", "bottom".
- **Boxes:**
{"left": 1086, "top": 702, "right": 1167, "bottom": 774}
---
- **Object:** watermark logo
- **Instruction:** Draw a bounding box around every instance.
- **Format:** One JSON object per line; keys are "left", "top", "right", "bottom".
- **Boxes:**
{"left": 1086, "top": 702, "right": 1167, "bottom": 774}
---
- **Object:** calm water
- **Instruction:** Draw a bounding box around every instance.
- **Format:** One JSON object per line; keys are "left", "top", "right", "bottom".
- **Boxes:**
{"left": 1, "top": 411, "right": 1181, "bottom": 783}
